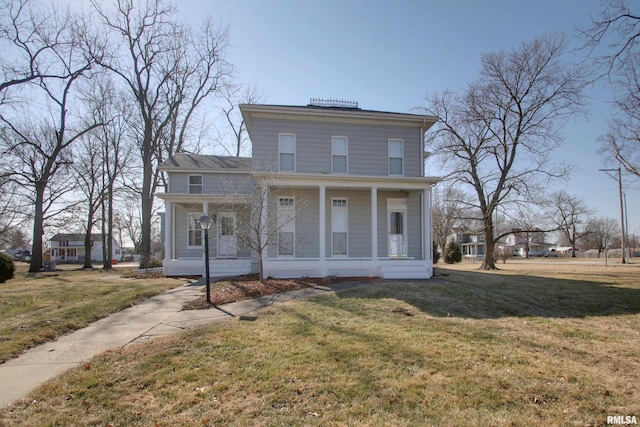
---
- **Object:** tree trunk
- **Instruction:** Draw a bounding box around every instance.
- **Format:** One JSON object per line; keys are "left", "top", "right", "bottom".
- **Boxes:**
{"left": 82, "top": 220, "right": 93, "bottom": 269}
{"left": 139, "top": 122, "right": 153, "bottom": 269}
{"left": 107, "top": 184, "right": 114, "bottom": 268}
{"left": 480, "top": 227, "right": 497, "bottom": 270}
{"left": 28, "top": 184, "right": 45, "bottom": 273}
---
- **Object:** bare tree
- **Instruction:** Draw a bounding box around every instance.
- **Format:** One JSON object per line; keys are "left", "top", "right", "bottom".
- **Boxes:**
{"left": 73, "top": 129, "right": 104, "bottom": 269}
{"left": 219, "top": 173, "right": 308, "bottom": 281}
{"left": 421, "top": 35, "right": 586, "bottom": 269}
{"left": 0, "top": 2, "right": 101, "bottom": 272}
{"left": 581, "top": 1, "right": 640, "bottom": 178}
{"left": 431, "top": 183, "right": 468, "bottom": 255}
{"left": 549, "top": 191, "right": 595, "bottom": 257}
{"left": 582, "top": 216, "right": 619, "bottom": 257}
{"left": 217, "top": 83, "right": 265, "bottom": 157}
{"left": 91, "top": 0, "right": 231, "bottom": 268}
{"left": 0, "top": 176, "right": 28, "bottom": 243}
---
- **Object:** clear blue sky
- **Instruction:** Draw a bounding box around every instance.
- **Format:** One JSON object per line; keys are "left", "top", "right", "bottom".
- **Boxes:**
{"left": 182, "top": 0, "right": 639, "bottom": 236}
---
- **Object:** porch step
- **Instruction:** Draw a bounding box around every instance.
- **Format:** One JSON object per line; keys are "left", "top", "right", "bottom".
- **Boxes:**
{"left": 379, "top": 265, "right": 430, "bottom": 280}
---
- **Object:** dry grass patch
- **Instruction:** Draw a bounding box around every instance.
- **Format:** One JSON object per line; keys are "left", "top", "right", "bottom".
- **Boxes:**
{"left": 0, "top": 264, "right": 186, "bottom": 363}
{"left": 1, "top": 261, "right": 639, "bottom": 425}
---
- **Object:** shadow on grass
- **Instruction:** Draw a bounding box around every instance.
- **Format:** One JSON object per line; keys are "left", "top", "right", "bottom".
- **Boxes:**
{"left": 329, "top": 269, "right": 640, "bottom": 319}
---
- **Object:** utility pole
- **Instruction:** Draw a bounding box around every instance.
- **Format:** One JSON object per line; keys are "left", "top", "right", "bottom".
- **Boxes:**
{"left": 599, "top": 168, "right": 626, "bottom": 264}
{"left": 623, "top": 192, "right": 631, "bottom": 260}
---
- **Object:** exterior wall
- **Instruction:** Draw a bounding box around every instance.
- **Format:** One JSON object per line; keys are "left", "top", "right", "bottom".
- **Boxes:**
{"left": 174, "top": 204, "right": 207, "bottom": 259}
{"left": 324, "top": 189, "right": 372, "bottom": 258}
{"left": 169, "top": 172, "right": 252, "bottom": 195}
{"left": 250, "top": 117, "right": 422, "bottom": 177}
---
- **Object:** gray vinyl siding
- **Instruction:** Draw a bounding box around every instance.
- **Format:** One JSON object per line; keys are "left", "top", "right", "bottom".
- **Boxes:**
{"left": 174, "top": 203, "right": 252, "bottom": 259}
{"left": 266, "top": 188, "right": 319, "bottom": 258}
{"left": 169, "top": 172, "right": 252, "bottom": 194}
{"left": 250, "top": 117, "right": 422, "bottom": 177}
{"left": 174, "top": 204, "right": 208, "bottom": 259}
{"left": 325, "top": 190, "right": 371, "bottom": 258}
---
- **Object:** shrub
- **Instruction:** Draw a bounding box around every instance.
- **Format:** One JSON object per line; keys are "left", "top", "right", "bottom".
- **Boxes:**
{"left": 433, "top": 241, "right": 441, "bottom": 264}
{"left": 0, "top": 252, "right": 16, "bottom": 283}
{"left": 147, "top": 259, "right": 163, "bottom": 268}
{"left": 443, "top": 239, "right": 462, "bottom": 264}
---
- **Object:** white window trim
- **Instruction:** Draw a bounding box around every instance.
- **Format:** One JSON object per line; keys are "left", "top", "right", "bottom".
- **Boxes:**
{"left": 277, "top": 196, "right": 296, "bottom": 257}
{"left": 331, "top": 197, "right": 349, "bottom": 257}
{"left": 331, "top": 136, "right": 348, "bottom": 174}
{"left": 188, "top": 175, "right": 203, "bottom": 194}
{"left": 187, "top": 212, "right": 204, "bottom": 249}
{"left": 278, "top": 133, "right": 296, "bottom": 172}
{"left": 388, "top": 139, "right": 404, "bottom": 176}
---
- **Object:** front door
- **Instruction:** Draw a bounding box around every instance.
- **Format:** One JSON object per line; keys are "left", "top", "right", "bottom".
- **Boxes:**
{"left": 217, "top": 212, "right": 237, "bottom": 257}
{"left": 388, "top": 211, "right": 406, "bottom": 256}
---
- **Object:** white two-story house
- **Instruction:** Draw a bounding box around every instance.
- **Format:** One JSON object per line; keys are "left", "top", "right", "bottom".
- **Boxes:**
{"left": 158, "top": 101, "right": 440, "bottom": 279}
{"left": 49, "top": 233, "right": 122, "bottom": 263}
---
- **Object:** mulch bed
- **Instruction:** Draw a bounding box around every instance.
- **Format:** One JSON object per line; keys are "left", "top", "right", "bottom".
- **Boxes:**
{"left": 183, "top": 275, "right": 373, "bottom": 310}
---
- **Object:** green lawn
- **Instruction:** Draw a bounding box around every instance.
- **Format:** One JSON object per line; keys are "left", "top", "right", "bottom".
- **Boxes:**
{"left": 0, "top": 264, "right": 186, "bottom": 363}
{"left": 1, "top": 261, "right": 639, "bottom": 426}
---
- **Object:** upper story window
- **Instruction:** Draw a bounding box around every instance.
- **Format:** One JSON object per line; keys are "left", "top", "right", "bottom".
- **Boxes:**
{"left": 279, "top": 133, "right": 296, "bottom": 172}
{"left": 332, "top": 136, "right": 348, "bottom": 174}
{"left": 388, "top": 139, "right": 404, "bottom": 176}
{"left": 188, "top": 175, "right": 203, "bottom": 194}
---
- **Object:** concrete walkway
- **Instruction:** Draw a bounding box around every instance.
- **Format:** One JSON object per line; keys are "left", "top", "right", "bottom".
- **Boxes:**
{"left": 0, "top": 279, "right": 369, "bottom": 407}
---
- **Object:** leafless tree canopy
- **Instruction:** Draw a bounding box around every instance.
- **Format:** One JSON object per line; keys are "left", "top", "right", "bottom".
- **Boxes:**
{"left": 582, "top": 1, "right": 640, "bottom": 178}
{"left": 548, "top": 190, "right": 595, "bottom": 257}
{"left": 91, "top": 0, "right": 232, "bottom": 268}
{"left": 421, "top": 34, "right": 587, "bottom": 269}
{"left": 0, "top": 0, "right": 102, "bottom": 271}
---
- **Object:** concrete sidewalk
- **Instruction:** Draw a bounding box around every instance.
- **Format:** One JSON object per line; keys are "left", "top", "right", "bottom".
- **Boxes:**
{"left": 0, "top": 279, "right": 368, "bottom": 407}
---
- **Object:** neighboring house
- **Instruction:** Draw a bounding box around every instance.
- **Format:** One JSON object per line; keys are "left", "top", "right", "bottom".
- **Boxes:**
{"left": 499, "top": 229, "right": 555, "bottom": 257}
{"left": 2, "top": 247, "right": 31, "bottom": 261}
{"left": 451, "top": 229, "right": 485, "bottom": 258}
{"left": 49, "top": 234, "right": 122, "bottom": 262}
{"left": 158, "top": 101, "right": 440, "bottom": 279}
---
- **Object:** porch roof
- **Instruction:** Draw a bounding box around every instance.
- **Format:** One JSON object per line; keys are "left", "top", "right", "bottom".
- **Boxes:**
{"left": 159, "top": 154, "right": 251, "bottom": 173}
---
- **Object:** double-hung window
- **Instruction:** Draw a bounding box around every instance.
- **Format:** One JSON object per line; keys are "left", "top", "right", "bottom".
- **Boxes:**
{"left": 187, "top": 213, "right": 203, "bottom": 247}
{"left": 388, "top": 139, "right": 404, "bottom": 176}
{"left": 278, "top": 197, "right": 295, "bottom": 256}
{"left": 188, "top": 175, "right": 203, "bottom": 194}
{"left": 331, "top": 198, "right": 348, "bottom": 256}
{"left": 332, "top": 136, "right": 348, "bottom": 174}
{"left": 279, "top": 134, "right": 296, "bottom": 172}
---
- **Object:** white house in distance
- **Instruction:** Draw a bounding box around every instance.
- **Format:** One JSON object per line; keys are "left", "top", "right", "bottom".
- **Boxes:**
{"left": 49, "top": 233, "right": 122, "bottom": 263}
{"left": 157, "top": 100, "right": 441, "bottom": 279}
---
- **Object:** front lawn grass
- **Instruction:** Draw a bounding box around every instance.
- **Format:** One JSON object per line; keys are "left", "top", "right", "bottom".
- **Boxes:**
{"left": 1, "top": 261, "right": 639, "bottom": 426}
{"left": 0, "top": 264, "right": 186, "bottom": 363}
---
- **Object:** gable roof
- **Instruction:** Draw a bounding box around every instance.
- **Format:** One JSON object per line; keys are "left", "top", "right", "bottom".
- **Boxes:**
{"left": 51, "top": 233, "right": 107, "bottom": 242}
{"left": 159, "top": 154, "right": 251, "bottom": 173}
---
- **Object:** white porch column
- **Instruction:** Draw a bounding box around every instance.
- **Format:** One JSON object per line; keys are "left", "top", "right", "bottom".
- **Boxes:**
{"left": 164, "top": 201, "right": 172, "bottom": 260}
{"left": 423, "top": 188, "right": 432, "bottom": 261}
{"left": 371, "top": 187, "right": 378, "bottom": 260}
{"left": 319, "top": 185, "right": 326, "bottom": 261}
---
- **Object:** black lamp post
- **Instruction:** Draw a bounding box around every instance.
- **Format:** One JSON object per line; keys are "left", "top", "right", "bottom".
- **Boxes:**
{"left": 199, "top": 215, "right": 212, "bottom": 304}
